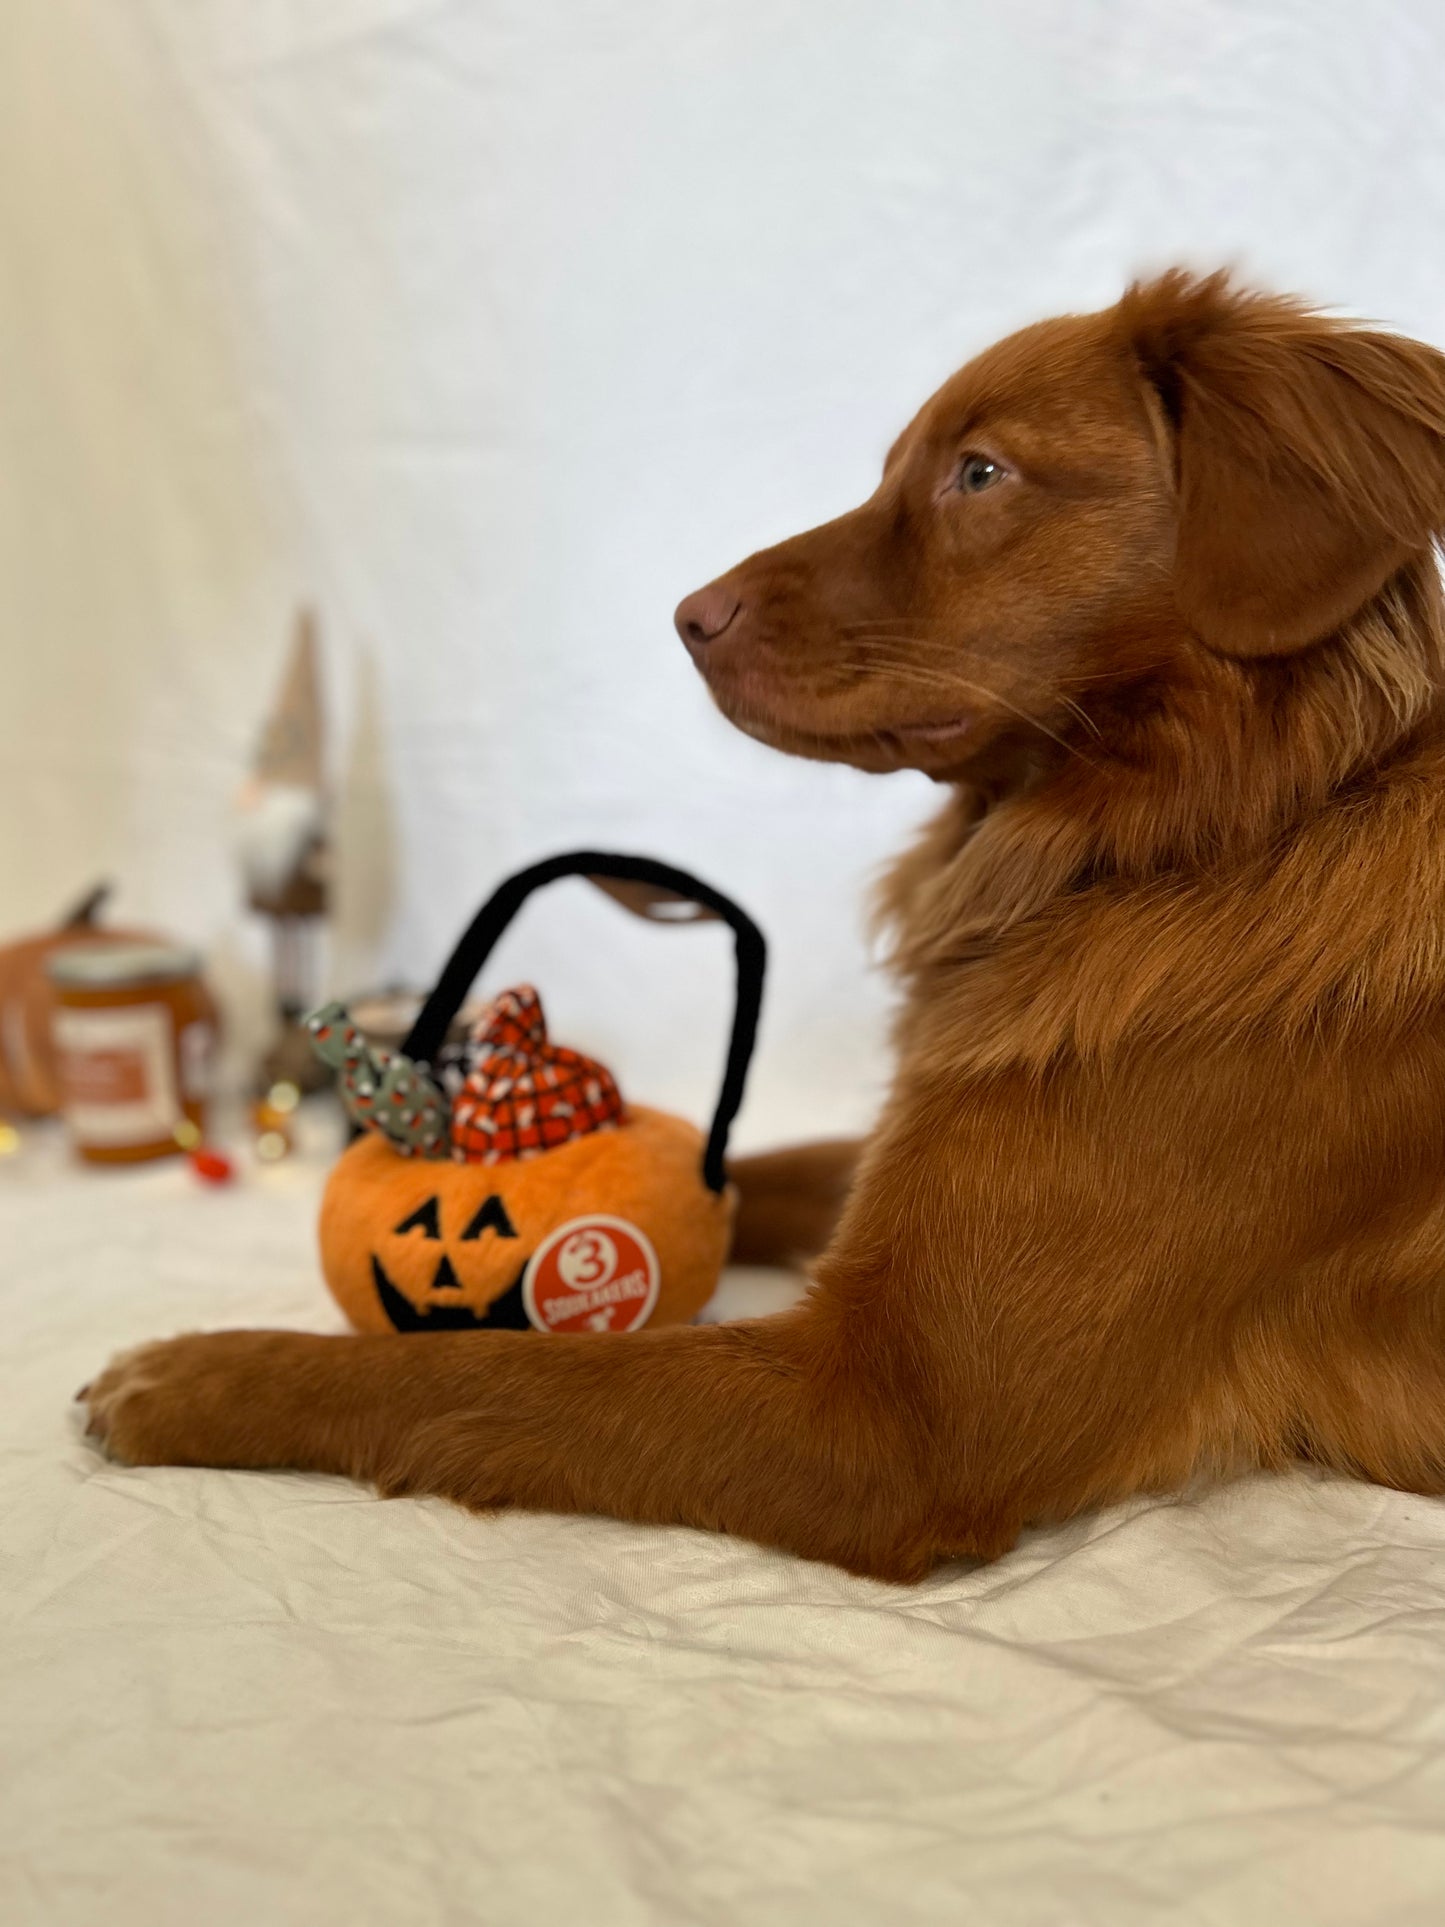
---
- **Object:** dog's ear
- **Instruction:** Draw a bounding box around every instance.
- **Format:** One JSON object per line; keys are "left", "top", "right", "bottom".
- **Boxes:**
{"left": 1123, "top": 270, "right": 1445, "bottom": 656}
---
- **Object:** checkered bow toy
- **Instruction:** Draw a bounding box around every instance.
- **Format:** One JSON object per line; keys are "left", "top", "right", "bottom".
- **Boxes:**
{"left": 449, "top": 983, "right": 625, "bottom": 1164}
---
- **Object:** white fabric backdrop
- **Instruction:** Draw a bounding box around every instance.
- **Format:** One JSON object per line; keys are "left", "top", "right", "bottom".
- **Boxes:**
{"left": 13, "top": 13, "right": 1445, "bottom": 1924}
{"left": 6, "top": 0, "right": 1445, "bottom": 1143}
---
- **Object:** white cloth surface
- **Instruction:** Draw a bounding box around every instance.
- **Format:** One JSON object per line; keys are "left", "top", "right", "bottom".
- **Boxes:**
{"left": 6, "top": 1131, "right": 1445, "bottom": 1926}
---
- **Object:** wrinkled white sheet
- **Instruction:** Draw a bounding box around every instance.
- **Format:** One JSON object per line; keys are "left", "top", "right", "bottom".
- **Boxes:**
{"left": 6, "top": 1135, "right": 1445, "bottom": 1926}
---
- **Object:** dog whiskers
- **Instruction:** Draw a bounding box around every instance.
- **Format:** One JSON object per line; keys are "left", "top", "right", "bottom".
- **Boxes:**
{"left": 834, "top": 639, "right": 1099, "bottom": 762}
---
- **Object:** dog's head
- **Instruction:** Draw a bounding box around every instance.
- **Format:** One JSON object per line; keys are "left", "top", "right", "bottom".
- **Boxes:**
{"left": 676, "top": 271, "right": 1445, "bottom": 792}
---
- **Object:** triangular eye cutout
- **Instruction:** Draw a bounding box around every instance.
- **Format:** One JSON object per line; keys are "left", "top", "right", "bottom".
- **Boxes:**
{"left": 394, "top": 1197, "right": 441, "bottom": 1238}
{"left": 460, "top": 1195, "right": 519, "bottom": 1241}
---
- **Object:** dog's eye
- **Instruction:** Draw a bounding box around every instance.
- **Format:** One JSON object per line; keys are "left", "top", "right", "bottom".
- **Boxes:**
{"left": 957, "top": 454, "right": 1005, "bottom": 494}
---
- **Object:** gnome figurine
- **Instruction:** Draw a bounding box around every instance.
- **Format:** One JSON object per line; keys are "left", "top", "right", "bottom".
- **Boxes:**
{"left": 236, "top": 607, "right": 332, "bottom": 1093}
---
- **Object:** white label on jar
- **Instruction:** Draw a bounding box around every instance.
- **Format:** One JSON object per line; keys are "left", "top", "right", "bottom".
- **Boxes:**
{"left": 52, "top": 1003, "right": 179, "bottom": 1147}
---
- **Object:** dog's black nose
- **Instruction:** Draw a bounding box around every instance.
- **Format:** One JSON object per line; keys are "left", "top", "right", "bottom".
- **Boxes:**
{"left": 674, "top": 582, "right": 742, "bottom": 651}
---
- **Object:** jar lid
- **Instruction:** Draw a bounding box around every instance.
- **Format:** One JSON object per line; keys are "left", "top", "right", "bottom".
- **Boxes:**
{"left": 347, "top": 991, "right": 482, "bottom": 1049}
{"left": 47, "top": 942, "right": 202, "bottom": 989}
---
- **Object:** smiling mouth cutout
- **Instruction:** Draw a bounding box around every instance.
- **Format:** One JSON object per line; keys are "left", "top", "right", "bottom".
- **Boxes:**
{"left": 369, "top": 1254, "right": 532, "bottom": 1331}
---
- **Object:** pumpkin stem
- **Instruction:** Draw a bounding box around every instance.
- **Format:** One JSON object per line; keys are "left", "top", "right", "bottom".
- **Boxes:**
{"left": 59, "top": 881, "right": 111, "bottom": 930}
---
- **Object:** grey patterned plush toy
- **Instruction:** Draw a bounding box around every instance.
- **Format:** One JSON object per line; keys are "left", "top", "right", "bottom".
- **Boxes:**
{"left": 305, "top": 1001, "right": 450, "bottom": 1157}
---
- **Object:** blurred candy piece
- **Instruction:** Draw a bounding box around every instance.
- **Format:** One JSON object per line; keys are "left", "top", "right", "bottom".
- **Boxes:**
{"left": 189, "top": 1146, "right": 234, "bottom": 1184}
{"left": 0, "top": 1121, "right": 20, "bottom": 1157}
{"left": 255, "top": 1130, "right": 289, "bottom": 1163}
{"left": 266, "top": 1079, "right": 301, "bottom": 1116}
{"left": 176, "top": 1114, "right": 233, "bottom": 1184}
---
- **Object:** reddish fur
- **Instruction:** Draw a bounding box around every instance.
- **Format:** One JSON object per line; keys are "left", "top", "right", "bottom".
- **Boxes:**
{"left": 84, "top": 271, "right": 1445, "bottom": 1581}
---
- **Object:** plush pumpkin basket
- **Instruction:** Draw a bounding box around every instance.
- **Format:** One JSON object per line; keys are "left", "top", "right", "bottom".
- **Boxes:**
{"left": 313, "top": 852, "right": 765, "bottom": 1336}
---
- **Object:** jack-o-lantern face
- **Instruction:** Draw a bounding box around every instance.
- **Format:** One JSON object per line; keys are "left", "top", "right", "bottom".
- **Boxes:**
{"left": 371, "top": 1190, "right": 528, "bottom": 1331}
{"left": 318, "top": 1105, "right": 737, "bottom": 1336}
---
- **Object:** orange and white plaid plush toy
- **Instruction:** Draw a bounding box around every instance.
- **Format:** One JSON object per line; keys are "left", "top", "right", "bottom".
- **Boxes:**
{"left": 450, "top": 985, "right": 624, "bottom": 1164}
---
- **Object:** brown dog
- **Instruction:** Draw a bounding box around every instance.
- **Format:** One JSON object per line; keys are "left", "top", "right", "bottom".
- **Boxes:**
{"left": 83, "top": 271, "right": 1445, "bottom": 1581}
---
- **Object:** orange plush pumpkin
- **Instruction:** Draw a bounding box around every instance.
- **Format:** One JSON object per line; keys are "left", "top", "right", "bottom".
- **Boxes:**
{"left": 316, "top": 853, "right": 765, "bottom": 1337}
{"left": 320, "top": 1104, "right": 732, "bottom": 1333}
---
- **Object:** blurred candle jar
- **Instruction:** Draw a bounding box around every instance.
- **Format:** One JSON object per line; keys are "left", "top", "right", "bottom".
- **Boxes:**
{"left": 47, "top": 946, "right": 218, "bottom": 1163}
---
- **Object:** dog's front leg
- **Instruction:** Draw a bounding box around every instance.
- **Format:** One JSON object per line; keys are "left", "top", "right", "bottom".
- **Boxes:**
{"left": 81, "top": 1313, "right": 948, "bottom": 1581}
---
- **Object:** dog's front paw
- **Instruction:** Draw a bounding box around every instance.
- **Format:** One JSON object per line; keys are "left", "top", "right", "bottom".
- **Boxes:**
{"left": 80, "top": 1336, "right": 202, "bottom": 1465}
{"left": 79, "top": 1330, "right": 300, "bottom": 1469}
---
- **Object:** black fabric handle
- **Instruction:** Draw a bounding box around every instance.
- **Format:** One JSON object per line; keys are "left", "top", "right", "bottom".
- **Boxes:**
{"left": 402, "top": 852, "right": 766, "bottom": 1194}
